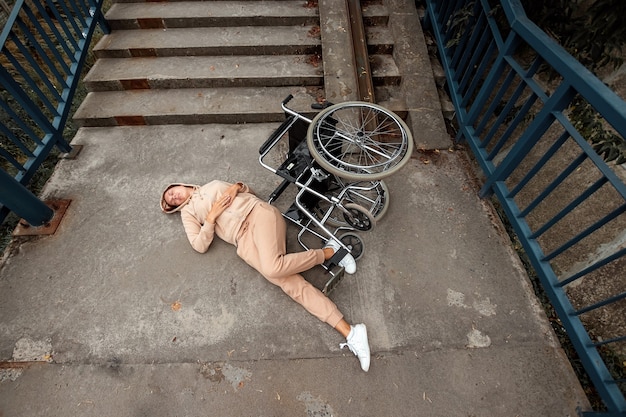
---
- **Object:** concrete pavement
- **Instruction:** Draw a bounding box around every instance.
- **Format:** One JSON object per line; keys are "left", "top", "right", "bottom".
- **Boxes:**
{"left": 0, "top": 121, "right": 589, "bottom": 416}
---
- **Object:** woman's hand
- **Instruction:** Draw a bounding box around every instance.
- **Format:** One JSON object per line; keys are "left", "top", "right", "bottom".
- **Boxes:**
{"left": 224, "top": 182, "right": 242, "bottom": 201}
{"left": 205, "top": 182, "right": 243, "bottom": 224}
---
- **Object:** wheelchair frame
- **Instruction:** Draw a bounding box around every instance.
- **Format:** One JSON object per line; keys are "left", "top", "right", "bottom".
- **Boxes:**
{"left": 258, "top": 95, "right": 413, "bottom": 294}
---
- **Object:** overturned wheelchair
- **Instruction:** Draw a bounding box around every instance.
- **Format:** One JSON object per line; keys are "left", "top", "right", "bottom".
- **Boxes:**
{"left": 259, "top": 95, "right": 414, "bottom": 294}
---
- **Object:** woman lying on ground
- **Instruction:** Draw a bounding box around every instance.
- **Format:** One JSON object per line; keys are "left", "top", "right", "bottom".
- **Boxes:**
{"left": 160, "top": 180, "right": 370, "bottom": 371}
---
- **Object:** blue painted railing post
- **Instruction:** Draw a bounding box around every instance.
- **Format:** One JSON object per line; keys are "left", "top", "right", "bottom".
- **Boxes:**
{"left": 0, "top": 170, "right": 53, "bottom": 226}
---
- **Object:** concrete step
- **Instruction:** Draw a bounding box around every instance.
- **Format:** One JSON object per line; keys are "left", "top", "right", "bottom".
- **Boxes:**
{"left": 73, "top": 87, "right": 324, "bottom": 126}
{"left": 93, "top": 26, "right": 322, "bottom": 58}
{"left": 93, "top": 25, "right": 393, "bottom": 58}
{"left": 83, "top": 55, "right": 323, "bottom": 91}
{"left": 72, "top": 86, "right": 406, "bottom": 126}
{"left": 82, "top": 55, "right": 399, "bottom": 91}
{"left": 104, "top": 1, "right": 389, "bottom": 29}
{"left": 104, "top": 1, "right": 319, "bottom": 29}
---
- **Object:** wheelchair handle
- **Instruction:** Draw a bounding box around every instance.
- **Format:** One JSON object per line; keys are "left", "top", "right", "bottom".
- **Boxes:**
{"left": 282, "top": 94, "right": 294, "bottom": 105}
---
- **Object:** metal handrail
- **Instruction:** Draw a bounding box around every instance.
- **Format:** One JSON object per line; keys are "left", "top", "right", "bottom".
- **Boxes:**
{"left": 0, "top": 0, "right": 109, "bottom": 226}
{"left": 424, "top": 0, "right": 626, "bottom": 415}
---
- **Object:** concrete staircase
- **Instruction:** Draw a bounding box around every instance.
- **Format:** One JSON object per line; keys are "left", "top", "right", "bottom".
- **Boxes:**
{"left": 75, "top": 0, "right": 399, "bottom": 124}
{"left": 73, "top": 0, "right": 449, "bottom": 148}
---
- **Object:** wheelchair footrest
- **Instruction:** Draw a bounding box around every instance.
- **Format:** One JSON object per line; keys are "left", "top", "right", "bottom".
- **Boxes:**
{"left": 325, "top": 247, "right": 348, "bottom": 269}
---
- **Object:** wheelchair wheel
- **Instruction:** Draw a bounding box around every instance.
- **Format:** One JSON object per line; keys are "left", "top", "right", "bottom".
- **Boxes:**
{"left": 312, "top": 177, "right": 389, "bottom": 228}
{"left": 307, "top": 101, "right": 414, "bottom": 181}
{"left": 339, "top": 233, "right": 364, "bottom": 260}
{"left": 343, "top": 203, "right": 375, "bottom": 231}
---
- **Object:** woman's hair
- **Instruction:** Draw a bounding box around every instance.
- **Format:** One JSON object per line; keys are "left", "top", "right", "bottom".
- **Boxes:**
{"left": 160, "top": 183, "right": 197, "bottom": 214}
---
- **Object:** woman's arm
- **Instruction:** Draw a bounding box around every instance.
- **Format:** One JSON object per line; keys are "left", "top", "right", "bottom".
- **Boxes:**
{"left": 205, "top": 182, "right": 246, "bottom": 224}
{"left": 182, "top": 181, "right": 251, "bottom": 253}
{"left": 182, "top": 211, "right": 215, "bottom": 253}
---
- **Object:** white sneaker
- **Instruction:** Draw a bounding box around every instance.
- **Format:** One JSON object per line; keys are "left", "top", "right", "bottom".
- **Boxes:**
{"left": 324, "top": 239, "right": 357, "bottom": 274}
{"left": 340, "top": 323, "right": 370, "bottom": 372}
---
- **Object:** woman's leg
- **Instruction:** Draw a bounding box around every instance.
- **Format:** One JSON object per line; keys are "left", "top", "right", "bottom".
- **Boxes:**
{"left": 239, "top": 202, "right": 325, "bottom": 278}
{"left": 236, "top": 202, "right": 342, "bottom": 327}
{"left": 236, "top": 202, "right": 371, "bottom": 371}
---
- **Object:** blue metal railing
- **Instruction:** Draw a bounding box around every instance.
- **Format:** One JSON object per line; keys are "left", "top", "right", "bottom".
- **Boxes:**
{"left": 0, "top": 0, "right": 108, "bottom": 226}
{"left": 424, "top": 0, "right": 626, "bottom": 415}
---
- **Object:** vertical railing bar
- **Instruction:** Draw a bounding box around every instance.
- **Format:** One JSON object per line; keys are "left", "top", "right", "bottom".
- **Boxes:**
{"left": 451, "top": 6, "right": 483, "bottom": 71}
{"left": 462, "top": 39, "right": 497, "bottom": 109}
{"left": 471, "top": 67, "right": 516, "bottom": 136}
{"left": 44, "top": 0, "right": 80, "bottom": 52}
{"left": 0, "top": 0, "right": 25, "bottom": 44}
{"left": 0, "top": 95, "right": 45, "bottom": 148}
{"left": 3, "top": 42, "right": 60, "bottom": 114}
{"left": 440, "top": 0, "right": 457, "bottom": 30}
{"left": 485, "top": 92, "right": 539, "bottom": 159}
{"left": 77, "top": 0, "right": 92, "bottom": 20}
{"left": 0, "top": 65, "right": 55, "bottom": 135}
{"left": 529, "top": 177, "right": 608, "bottom": 239}
{"left": 458, "top": 17, "right": 491, "bottom": 95}
{"left": 560, "top": 246, "right": 626, "bottom": 287}
{"left": 442, "top": 0, "right": 469, "bottom": 58}
{"left": 519, "top": 152, "right": 587, "bottom": 217}
{"left": 564, "top": 116, "right": 626, "bottom": 200}
{"left": 0, "top": 148, "right": 26, "bottom": 172}
{"left": 0, "top": 118, "right": 36, "bottom": 157}
{"left": 443, "top": 0, "right": 460, "bottom": 18}
{"left": 449, "top": 27, "right": 473, "bottom": 83}
{"left": 14, "top": 18, "right": 66, "bottom": 88}
{"left": 66, "top": 0, "right": 87, "bottom": 28}
{"left": 543, "top": 204, "right": 626, "bottom": 262}
{"left": 480, "top": 82, "right": 577, "bottom": 195}
{"left": 575, "top": 291, "right": 626, "bottom": 316}
{"left": 20, "top": 5, "right": 72, "bottom": 76}
{"left": 53, "top": 0, "right": 82, "bottom": 35}
{"left": 480, "top": 77, "right": 528, "bottom": 147}
{"left": 71, "top": 0, "right": 88, "bottom": 19}
{"left": 479, "top": 0, "right": 506, "bottom": 48}
{"left": 508, "top": 130, "right": 570, "bottom": 198}
{"left": 503, "top": 55, "right": 550, "bottom": 102}
{"left": 465, "top": 32, "right": 522, "bottom": 125}
{"left": 14, "top": 132, "right": 62, "bottom": 184}
{"left": 29, "top": 1, "right": 75, "bottom": 58}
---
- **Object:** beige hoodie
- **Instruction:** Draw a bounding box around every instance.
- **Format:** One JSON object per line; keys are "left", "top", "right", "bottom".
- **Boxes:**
{"left": 161, "top": 180, "right": 259, "bottom": 253}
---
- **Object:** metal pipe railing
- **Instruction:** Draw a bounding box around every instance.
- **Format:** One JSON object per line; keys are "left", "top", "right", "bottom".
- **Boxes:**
{"left": 0, "top": 0, "right": 109, "bottom": 226}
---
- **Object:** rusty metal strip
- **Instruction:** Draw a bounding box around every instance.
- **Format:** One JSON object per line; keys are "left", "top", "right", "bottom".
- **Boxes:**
{"left": 346, "top": 0, "right": 375, "bottom": 103}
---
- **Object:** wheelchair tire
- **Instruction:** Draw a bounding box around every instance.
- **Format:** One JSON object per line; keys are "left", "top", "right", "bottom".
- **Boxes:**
{"left": 306, "top": 101, "right": 414, "bottom": 181}
{"left": 339, "top": 233, "right": 364, "bottom": 260}
{"left": 343, "top": 203, "right": 375, "bottom": 231}
{"left": 313, "top": 178, "right": 389, "bottom": 228}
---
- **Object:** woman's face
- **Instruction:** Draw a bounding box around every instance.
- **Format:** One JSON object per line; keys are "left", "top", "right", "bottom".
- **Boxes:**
{"left": 164, "top": 185, "right": 191, "bottom": 208}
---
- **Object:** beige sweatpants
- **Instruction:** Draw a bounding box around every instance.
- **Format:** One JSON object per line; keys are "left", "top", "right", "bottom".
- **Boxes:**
{"left": 235, "top": 201, "right": 344, "bottom": 327}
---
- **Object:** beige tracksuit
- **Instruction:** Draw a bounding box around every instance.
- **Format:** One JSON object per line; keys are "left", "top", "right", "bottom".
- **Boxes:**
{"left": 162, "top": 180, "right": 343, "bottom": 327}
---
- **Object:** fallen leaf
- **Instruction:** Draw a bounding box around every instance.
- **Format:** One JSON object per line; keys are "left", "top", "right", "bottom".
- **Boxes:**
{"left": 171, "top": 301, "right": 182, "bottom": 311}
